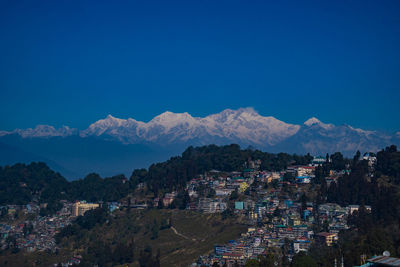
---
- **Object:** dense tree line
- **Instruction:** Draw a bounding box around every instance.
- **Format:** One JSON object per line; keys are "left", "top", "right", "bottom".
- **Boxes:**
{"left": 0, "top": 162, "right": 69, "bottom": 205}
{"left": 0, "top": 162, "right": 131, "bottom": 212}
{"left": 0, "top": 145, "right": 314, "bottom": 208}
{"left": 130, "top": 144, "right": 313, "bottom": 194}
{"left": 312, "top": 145, "right": 400, "bottom": 266}
{"left": 323, "top": 146, "right": 400, "bottom": 222}
{"left": 376, "top": 145, "right": 400, "bottom": 184}
{"left": 55, "top": 207, "right": 137, "bottom": 267}
{"left": 68, "top": 173, "right": 131, "bottom": 203}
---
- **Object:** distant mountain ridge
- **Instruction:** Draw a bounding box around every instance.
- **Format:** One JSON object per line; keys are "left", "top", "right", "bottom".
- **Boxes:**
{"left": 1, "top": 108, "right": 398, "bottom": 179}
{"left": 78, "top": 108, "right": 300, "bottom": 146}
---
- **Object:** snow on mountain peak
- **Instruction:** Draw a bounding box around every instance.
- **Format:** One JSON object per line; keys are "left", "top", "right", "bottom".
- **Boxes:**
{"left": 304, "top": 117, "right": 322, "bottom": 126}
{"left": 2, "top": 109, "right": 393, "bottom": 150}
{"left": 106, "top": 114, "right": 117, "bottom": 120}
{"left": 347, "top": 125, "right": 376, "bottom": 136}
{"left": 148, "top": 111, "right": 197, "bottom": 130}
{"left": 151, "top": 111, "right": 194, "bottom": 122}
{"left": 304, "top": 117, "right": 334, "bottom": 130}
{"left": 203, "top": 108, "right": 300, "bottom": 145}
{"left": 13, "top": 125, "right": 77, "bottom": 138}
{"left": 81, "top": 114, "right": 141, "bottom": 137}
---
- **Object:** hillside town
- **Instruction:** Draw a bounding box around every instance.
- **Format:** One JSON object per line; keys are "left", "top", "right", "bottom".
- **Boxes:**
{"left": 134, "top": 154, "right": 377, "bottom": 266}
{"left": 0, "top": 152, "right": 394, "bottom": 267}
{"left": 155, "top": 156, "right": 374, "bottom": 266}
{"left": 0, "top": 200, "right": 120, "bottom": 266}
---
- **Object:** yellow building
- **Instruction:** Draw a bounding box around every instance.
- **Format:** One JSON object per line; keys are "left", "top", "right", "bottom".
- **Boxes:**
{"left": 239, "top": 182, "right": 249, "bottom": 193}
{"left": 73, "top": 201, "right": 100, "bottom": 216}
{"left": 290, "top": 216, "right": 301, "bottom": 226}
{"left": 248, "top": 211, "right": 258, "bottom": 220}
{"left": 316, "top": 232, "right": 337, "bottom": 246}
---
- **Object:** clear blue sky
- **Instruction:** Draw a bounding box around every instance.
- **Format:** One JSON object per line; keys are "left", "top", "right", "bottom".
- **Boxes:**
{"left": 1, "top": 0, "right": 399, "bottom": 132}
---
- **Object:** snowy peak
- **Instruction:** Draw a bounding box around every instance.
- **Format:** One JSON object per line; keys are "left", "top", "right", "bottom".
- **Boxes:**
{"left": 98, "top": 114, "right": 129, "bottom": 126}
{"left": 149, "top": 111, "right": 196, "bottom": 126}
{"left": 202, "top": 108, "right": 300, "bottom": 145}
{"left": 207, "top": 107, "right": 260, "bottom": 122}
{"left": 304, "top": 117, "right": 334, "bottom": 130}
{"left": 1, "top": 109, "right": 397, "bottom": 154}
{"left": 76, "top": 108, "right": 302, "bottom": 145}
{"left": 80, "top": 114, "right": 143, "bottom": 138}
{"left": 304, "top": 117, "right": 322, "bottom": 126}
{"left": 2, "top": 125, "right": 77, "bottom": 138}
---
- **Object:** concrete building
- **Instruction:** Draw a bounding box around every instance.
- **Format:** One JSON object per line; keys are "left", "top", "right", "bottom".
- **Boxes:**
{"left": 72, "top": 201, "right": 99, "bottom": 217}
{"left": 315, "top": 232, "right": 338, "bottom": 246}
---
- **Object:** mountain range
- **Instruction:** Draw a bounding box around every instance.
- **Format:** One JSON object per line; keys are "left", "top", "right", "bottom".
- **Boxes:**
{"left": 1, "top": 108, "right": 399, "bottom": 179}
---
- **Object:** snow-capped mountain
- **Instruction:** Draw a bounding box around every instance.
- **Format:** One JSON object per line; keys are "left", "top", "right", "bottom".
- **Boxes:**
{"left": 1, "top": 108, "right": 398, "bottom": 151}
{"left": 271, "top": 118, "right": 393, "bottom": 155}
{"left": 79, "top": 108, "right": 300, "bottom": 146}
{"left": 303, "top": 117, "right": 334, "bottom": 130}
{"left": 0, "top": 125, "right": 77, "bottom": 138}
{"left": 0, "top": 108, "right": 398, "bottom": 179}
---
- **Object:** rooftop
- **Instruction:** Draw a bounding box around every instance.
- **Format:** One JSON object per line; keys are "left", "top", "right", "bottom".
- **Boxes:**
{"left": 367, "top": 256, "right": 400, "bottom": 267}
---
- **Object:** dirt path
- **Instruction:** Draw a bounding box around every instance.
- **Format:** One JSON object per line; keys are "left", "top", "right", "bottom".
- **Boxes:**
{"left": 170, "top": 226, "right": 196, "bottom": 241}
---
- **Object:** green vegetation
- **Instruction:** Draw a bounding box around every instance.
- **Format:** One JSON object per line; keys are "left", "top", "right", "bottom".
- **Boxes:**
{"left": 291, "top": 252, "right": 317, "bottom": 267}
{"left": 311, "top": 145, "right": 400, "bottom": 265}
{"left": 0, "top": 162, "right": 69, "bottom": 205}
{"left": 0, "top": 163, "right": 131, "bottom": 214}
{"left": 243, "top": 254, "right": 278, "bottom": 267}
{"left": 0, "top": 250, "right": 72, "bottom": 267}
{"left": 2, "top": 144, "right": 400, "bottom": 266}
{"left": 131, "top": 144, "right": 313, "bottom": 194}
{"left": 0, "top": 144, "right": 313, "bottom": 210}
{"left": 56, "top": 208, "right": 247, "bottom": 266}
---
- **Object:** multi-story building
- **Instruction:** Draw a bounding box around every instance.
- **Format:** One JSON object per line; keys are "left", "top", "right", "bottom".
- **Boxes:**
{"left": 315, "top": 232, "right": 338, "bottom": 246}
{"left": 198, "top": 198, "right": 227, "bottom": 213}
{"left": 72, "top": 201, "right": 99, "bottom": 217}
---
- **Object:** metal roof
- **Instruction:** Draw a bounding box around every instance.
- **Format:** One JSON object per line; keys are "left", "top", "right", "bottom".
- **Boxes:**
{"left": 368, "top": 256, "right": 400, "bottom": 266}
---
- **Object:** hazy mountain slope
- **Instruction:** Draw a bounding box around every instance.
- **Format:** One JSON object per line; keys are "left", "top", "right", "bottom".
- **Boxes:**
{"left": 0, "top": 135, "right": 180, "bottom": 180}
{"left": 272, "top": 118, "right": 393, "bottom": 155}
{"left": 0, "top": 140, "right": 78, "bottom": 178}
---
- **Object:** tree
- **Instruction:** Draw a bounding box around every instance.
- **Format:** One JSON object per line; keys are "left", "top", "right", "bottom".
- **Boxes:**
{"left": 291, "top": 252, "right": 317, "bottom": 267}
{"left": 326, "top": 181, "right": 338, "bottom": 203}
{"left": 75, "top": 207, "right": 109, "bottom": 230}
{"left": 244, "top": 259, "right": 259, "bottom": 267}
{"left": 300, "top": 194, "right": 308, "bottom": 215}
{"left": 353, "top": 150, "right": 361, "bottom": 165}
{"left": 151, "top": 219, "right": 159, "bottom": 239}
{"left": 230, "top": 188, "right": 239, "bottom": 200}
{"left": 259, "top": 254, "right": 275, "bottom": 267}
{"left": 283, "top": 172, "right": 295, "bottom": 183}
{"left": 331, "top": 152, "right": 345, "bottom": 171}
{"left": 207, "top": 188, "right": 216, "bottom": 198}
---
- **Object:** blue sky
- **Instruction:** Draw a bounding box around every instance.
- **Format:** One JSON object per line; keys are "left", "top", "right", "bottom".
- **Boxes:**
{"left": 1, "top": 0, "right": 399, "bottom": 132}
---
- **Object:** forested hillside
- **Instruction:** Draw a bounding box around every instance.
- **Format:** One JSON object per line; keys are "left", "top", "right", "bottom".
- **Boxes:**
{"left": 1, "top": 144, "right": 312, "bottom": 208}
{"left": 130, "top": 144, "right": 313, "bottom": 193}
{"left": 310, "top": 145, "right": 400, "bottom": 266}
{"left": 0, "top": 163, "right": 131, "bottom": 214}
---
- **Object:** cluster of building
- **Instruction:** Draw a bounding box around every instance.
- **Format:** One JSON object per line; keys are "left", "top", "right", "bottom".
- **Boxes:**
{"left": 196, "top": 200, "right": 370, "bottom": 266}
{"left": 152, "top": 157, "right": 373, "bottom": 266}
{"left": 0, "top": 201, "right": 74, "bottom": 253}
{"left": 0, "top": 154, "right": 380, "bottom": 266}
{"left": 0, "top": 200, "right": 119, "bottom": 255}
